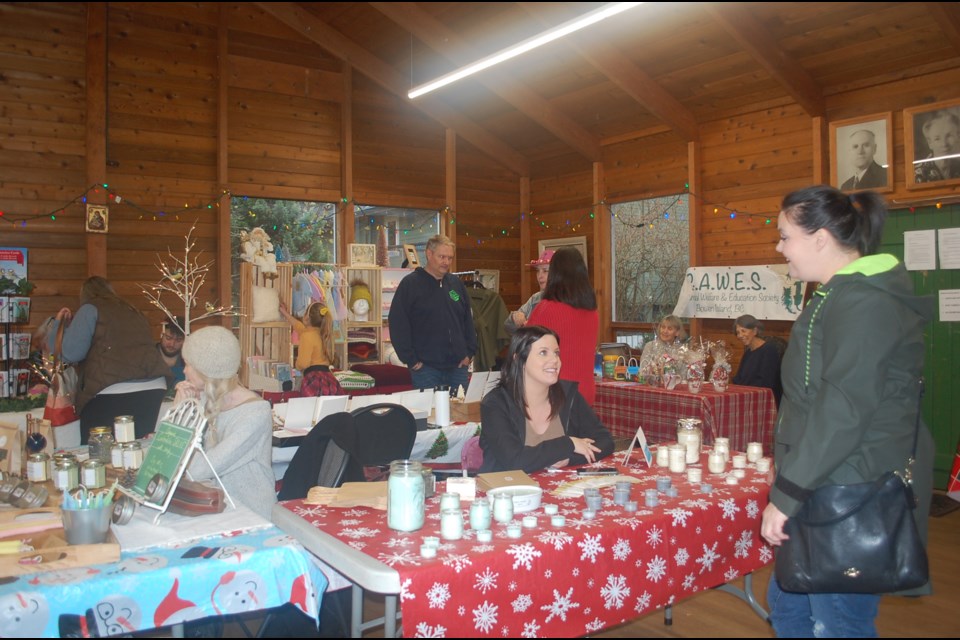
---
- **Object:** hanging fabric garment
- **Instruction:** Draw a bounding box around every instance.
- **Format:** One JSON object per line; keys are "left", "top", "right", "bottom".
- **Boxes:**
{"left": 466, "top": 287, "right": 510, "bottom": 371}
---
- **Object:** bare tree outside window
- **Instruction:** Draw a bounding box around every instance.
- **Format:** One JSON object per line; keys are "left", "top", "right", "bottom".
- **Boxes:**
{"left": 612, "top": 195, "right": 689, "bottom": 324}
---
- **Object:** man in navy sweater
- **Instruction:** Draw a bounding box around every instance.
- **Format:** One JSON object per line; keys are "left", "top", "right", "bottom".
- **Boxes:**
{"left": 388, "top": 235, "right": 476, "bottom": 392}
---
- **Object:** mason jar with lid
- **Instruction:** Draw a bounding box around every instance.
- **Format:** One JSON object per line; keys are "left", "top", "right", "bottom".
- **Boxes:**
{"left": 114, "top": 415, "right": 135, "bottom": 443}
{"left": 88, "top": 427, "right": 114, "bottom": 463}
{"left": 53, "top": 458, "right": 79, "bottom": 492}
{"left": 676, "top": 418, "right": 703, "bottom": 465}
{"left": 387, "top": 459, "right": 425, "bottom": 532}
{"left": 49, "top": 452, "right": 77, "bottom": 482}
{"left": 27, "top": 452, "right": 50, "bottom": 482}
{"left": 110, "top": 443, "right": 125, "bottom": 468}
{"left": 122, "top": 441, "right": 143, "bottom": 470}
{"left": 81, "top": 459, "right": 106, "bottom": 489}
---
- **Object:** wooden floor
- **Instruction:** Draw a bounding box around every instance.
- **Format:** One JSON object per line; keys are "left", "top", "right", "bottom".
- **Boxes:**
{"left": 219, "top": 503, "right": 959, "bottom": 638}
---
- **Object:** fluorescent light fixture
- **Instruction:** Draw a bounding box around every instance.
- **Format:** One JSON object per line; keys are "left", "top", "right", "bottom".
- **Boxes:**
{"left": 408, "top": 2, "right": 643, "bottom": 100}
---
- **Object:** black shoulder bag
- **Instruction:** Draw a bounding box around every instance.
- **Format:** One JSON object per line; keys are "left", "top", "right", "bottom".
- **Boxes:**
{"left": 774, "top": 379, "right": 929, "bottom": 594}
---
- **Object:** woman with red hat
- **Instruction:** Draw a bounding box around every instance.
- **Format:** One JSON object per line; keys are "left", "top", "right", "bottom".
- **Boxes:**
{"left": 504, "top": 249, "right": 553, "bottom": 334}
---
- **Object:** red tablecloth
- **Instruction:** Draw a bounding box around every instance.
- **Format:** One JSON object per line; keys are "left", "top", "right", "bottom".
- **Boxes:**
{"left": 594, "top": 380, "right": 777, "bottom": 454}
{"left": 279, "top": 451, "right": 772, "bottom": 637}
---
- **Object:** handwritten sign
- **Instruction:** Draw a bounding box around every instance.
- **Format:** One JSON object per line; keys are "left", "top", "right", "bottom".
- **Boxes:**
{"left": 134, "top": 420, "right": 196, "bottom": 500}
{"left": 672, "top": 265, "right": 804, "bottom": 320}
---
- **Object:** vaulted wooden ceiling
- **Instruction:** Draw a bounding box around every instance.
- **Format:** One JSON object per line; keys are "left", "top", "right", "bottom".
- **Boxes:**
{"left": 250, "top": 2, "right": 960, "bottom": 177}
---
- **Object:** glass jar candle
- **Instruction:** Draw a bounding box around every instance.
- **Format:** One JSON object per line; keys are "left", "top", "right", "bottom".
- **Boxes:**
{"left": 469, "top": 497, "right": 492, "bottom": 530}
{"left": 713, "top": 437, "right": 730, "bottom": 462}
{"left": 53, "top": 459, "right": 79, "bottom": 492}
{"left": 88, "top": 426, "right": 114, "bottom": 463}
{"left": 656, "top": 444, "right": 670, "bottom": 468}
{"left": 676, "top": 418, "right": 702, "bottom": 465}
{"left": 440, "top": 508, "right": 464, "bottom": 540}
{"left": 439, "top": 492, "right": 461, "bottom": 512}
{"left": 492, "top": 491, "right": 514, "bottom": 523}
{"left": 122, "top": 441, "right": 143, "bottom": 470}
{"left": 114, "top": 415, "right": 135, "bottom": 443}
{"left": 746, "top": 442, "right": 764, "bottom": 463}
{"left": 27, "top": 452, "right": 50, "bottom": 482}
{"left": 668, "top": 443, "right": 687, "bottom": 473}
{"left": 387, "top": 459, "right": 425, "bottom": 532}
{"left": 111, "top": 443, "right": 125, "bottom": 468}
{"left": 707, "top": 451, "right": 726, "bottom": 474}
{"left": 81, "top": 459, "right": 106, "bottom": 489}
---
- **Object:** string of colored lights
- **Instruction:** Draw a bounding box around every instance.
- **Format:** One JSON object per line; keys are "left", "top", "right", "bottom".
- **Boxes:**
{"left": 3, "top": 185, "right": 943, "bottom": 235}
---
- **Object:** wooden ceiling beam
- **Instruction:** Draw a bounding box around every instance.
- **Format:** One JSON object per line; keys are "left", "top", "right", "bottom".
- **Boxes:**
{"left": 927, "top": 2, "right": 960, "bottom": 55}
{"left": 371, "top": 2, "right": 602, "bottom": 162}
{"left": 517, "top": 2, "right": 698, "bottom": 144}
{"left": 705, "top": 3, "right": 825, "bottom": 118}
{"left": 253, "top": 2, "right": 530, "bottom": 176}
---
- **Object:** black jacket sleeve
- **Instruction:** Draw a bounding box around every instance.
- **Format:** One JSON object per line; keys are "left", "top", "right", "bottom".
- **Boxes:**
{"left": 563, "top": 388, "right": 615, "bottom": 466}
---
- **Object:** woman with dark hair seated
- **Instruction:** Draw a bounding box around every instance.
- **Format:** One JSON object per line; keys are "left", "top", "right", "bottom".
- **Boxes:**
{"left": 732, "top": 314, "right": 783, "bottom": 405}
{"left": 478, "top": 325, "right": 614, "bottom": 473}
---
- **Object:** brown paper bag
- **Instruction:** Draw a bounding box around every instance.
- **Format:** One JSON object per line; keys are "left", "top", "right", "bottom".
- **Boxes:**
{"left": 0, "top": 422, "right": 23, "bottom": 475}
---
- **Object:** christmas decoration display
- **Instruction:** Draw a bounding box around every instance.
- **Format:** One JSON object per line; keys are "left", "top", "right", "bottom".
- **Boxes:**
{"left": 140, "top": 224, "right": 240, "bottom": 335}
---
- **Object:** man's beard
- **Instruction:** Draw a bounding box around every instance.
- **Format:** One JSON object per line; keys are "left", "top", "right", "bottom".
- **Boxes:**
{"left": 160, "top": 344, "right": 181, "bottom": 358}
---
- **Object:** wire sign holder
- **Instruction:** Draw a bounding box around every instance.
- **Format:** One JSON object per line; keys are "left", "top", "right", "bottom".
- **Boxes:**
{"left": 114, "top": 399, "right": 235, "bottom": 524}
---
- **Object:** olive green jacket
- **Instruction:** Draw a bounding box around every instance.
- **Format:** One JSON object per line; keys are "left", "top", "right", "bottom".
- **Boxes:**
{"left": 770, "top": 254, "right": 934, "bottom": 595}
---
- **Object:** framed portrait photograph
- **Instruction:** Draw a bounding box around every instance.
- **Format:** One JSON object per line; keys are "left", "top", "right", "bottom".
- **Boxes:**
{"left": 829, "top": 113, "right": 893, "bottom": 193}
{"left": 347, "top": 243, "right": 377, "bottom": 266}
{"left": 904, "top": 99, "right": 960, "bottom": 190}
{"left": 85, "top": 204, "right": 109, "bottom": 234}
{"left": 402, "top": 243, "right": 420, "bottom": 267}
{"left": 538, "top": 235, "right": 588, "bottom": 269}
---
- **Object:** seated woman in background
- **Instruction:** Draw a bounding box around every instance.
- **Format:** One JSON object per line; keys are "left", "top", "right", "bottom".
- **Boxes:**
{"left": 175, "top": 325, "right": 276, "bottom": 519}
{"left": 638, "top": 314, "right": 687, "bottom": 377}
{"left": 280, "top": 301, "right": 344, "bottom": 397}
{"left": 479, "top": 325, "right": 614, "bottom": 473}
{"left": 732, "top": 314, "right": 783, "bottom": 405}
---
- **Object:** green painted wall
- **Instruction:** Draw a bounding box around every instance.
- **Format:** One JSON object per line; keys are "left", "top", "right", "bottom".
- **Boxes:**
{"left": 882, "top": 203, "right": 960, "bottom": 488}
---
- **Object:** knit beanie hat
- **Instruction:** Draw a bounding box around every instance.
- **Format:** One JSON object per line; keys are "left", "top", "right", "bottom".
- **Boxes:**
{"left": 350, "top": 280, "right": 373, "bottom": 309}
{"left": 182, "top": 325, "right": 241, "bottom": 380}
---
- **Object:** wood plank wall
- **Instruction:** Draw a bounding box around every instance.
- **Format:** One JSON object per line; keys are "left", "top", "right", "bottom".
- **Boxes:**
{"left": 2, "top": 3, "right": 960, "bottom": 478}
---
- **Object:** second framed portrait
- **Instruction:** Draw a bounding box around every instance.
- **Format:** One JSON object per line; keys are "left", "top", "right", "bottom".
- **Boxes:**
{"left": 829, "top": 113, "right": 893, "bottom": 194}
{"left": 905, "top": 99, "right": 960, "bottom": 190}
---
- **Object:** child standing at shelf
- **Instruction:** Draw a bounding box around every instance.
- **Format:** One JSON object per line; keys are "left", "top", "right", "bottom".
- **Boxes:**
{"left": 280, "top": 301, "right": 344, "bottom": 397}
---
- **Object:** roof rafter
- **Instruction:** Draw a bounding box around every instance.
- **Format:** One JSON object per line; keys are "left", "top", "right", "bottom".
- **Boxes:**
{"left": 371, "top": 1, "right": 602, "bottom": 162}
{"left": 927, "top": 2, "right": 960, "bottom": 55}
{"left": 518, "top": 2, "right": 699, "bottom": 143}
{"left": 704, "top": 3, "right": 825, "bottom": 118}
{"left": 253, "top": 2, "right": 530, "bottom": 176}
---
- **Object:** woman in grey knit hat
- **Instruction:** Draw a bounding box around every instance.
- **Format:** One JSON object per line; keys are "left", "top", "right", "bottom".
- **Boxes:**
{"left": 176, "top": 325, "right": 276, "bottom": 519}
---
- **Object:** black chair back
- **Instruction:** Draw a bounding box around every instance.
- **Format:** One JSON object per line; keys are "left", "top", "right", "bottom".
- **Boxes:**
{"left": 278, "top": 411, "right": 353, "bottom": 500}
{"left": 340, "top": 403, "right": 418, "bottom": 481}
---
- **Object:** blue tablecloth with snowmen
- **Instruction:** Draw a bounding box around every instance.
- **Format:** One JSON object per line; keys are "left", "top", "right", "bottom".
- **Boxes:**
{"left": 0, "top": 524, "right": 326, "bottom": 637}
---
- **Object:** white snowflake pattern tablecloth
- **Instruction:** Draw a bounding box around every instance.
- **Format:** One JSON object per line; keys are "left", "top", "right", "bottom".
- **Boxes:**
{"left": 277, "top": 450, "right": 772, "bottom": 637}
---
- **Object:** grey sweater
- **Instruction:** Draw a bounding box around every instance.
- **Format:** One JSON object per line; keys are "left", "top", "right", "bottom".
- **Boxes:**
{"left": 188, "top": 399, "right": 277, "bottom": 519}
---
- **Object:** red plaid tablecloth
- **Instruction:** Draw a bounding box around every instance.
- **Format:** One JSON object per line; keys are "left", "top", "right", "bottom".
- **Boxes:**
{"left": 594, "top": 381, "right": 777, "bottom": 454}
{"left": 279, "top": 451, "right": 772, "bottom": 637}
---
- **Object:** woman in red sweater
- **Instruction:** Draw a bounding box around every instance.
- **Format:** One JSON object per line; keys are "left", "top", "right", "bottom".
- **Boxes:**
{"left": 528, "top": 248, "right": 599, "bottom": 405}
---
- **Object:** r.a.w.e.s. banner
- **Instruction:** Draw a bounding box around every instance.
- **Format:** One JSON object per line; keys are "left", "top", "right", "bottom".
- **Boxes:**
{"left": 672, "top": 265, "right": 804, "bottom": 320}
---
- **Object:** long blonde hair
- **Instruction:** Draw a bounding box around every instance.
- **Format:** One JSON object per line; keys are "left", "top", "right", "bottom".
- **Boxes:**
{"left": 197, "top": 373, "right": 239, "bottom": 444}
{"left": 305, "top": 302, "right": 335, "bottom": 366}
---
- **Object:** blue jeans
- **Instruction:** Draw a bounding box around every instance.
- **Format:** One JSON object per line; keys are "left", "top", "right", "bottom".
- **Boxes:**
{"left": 767, "top": 576, "right": 880, "bottom": 638}
{"left": 410, "top": 364, "right": 469, "bottom": 393}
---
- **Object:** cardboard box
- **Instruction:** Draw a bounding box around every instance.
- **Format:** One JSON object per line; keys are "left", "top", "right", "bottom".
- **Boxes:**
{"left": 477, "top": 470, "right": 538, "bottom": 492}
{"left": 450, "top": 400, "right": 481, "bottom": 423}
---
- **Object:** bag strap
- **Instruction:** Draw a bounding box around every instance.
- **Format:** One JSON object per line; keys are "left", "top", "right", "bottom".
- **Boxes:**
{"left": 901, "top": 377, "right": 924, "bottom": 485}
{"left": 54, "top": 318, "right": 66, "bottom": 360}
